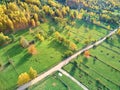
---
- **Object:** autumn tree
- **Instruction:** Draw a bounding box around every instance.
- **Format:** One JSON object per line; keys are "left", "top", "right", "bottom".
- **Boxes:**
{"left": 55, "top": 9, "right": 63, "bottom": 18}
{"left": 107, "top": 25, "right": 110, "bottom": 30}
{"left": 17, "top": 72, "right": 30, "bottom": 86}
{"left": 84, "top": 50, "right": 90, "bottom": 58}
{"left": 6, "top": 19, "right": 14, "bottom": 31}
{"left": 8, "top": 2, "right": 19, "bottom": 11}
{"left": 29, "top": 67, "right": 37, "bottom": 79}
{"left": 54, "top": 31, "right": 60, "bottom": 39}
{"left": 33, "top": 13, "right": 38, "bottom": 22}
{"left": 69, "top": 42, "right": 77, "bottom": 51}
{"left": 25, "top": 0, "right": 41, "bottom": 6}
{"left": 0, "top": 32, "right": 10, "bottom": 45}
{"left": 30, "top": 19, "right": 36, "bottom": 27}
{"left": 42, "top": 5, "right": 50, "bottom": 14}
{"left": 117, "top": 28, "right": 120, "bottom": 35}
{"left": 36, "top": 33, "right": 44, "bottom": 42}
{"left": 61, "top": 7, "right": 67, "bottom": 16}
{"left": 65, "top": 6, "right": 70, "bottom": 13}
{"left": 28, "top": 44, "right": 37, "bottom": 55}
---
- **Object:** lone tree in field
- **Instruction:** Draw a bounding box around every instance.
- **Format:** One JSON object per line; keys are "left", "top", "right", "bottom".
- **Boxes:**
{"left": 29, "top": 67, "right": 37, "bottom": 79}
{"left": 84, "top": 50, "right": 90, "bottom": 58}
{"left": 28, "top": 44, "right": 37, "bottom": 55}
{"left": 17, "top": 72, "right": 30, "bottom": 86}
{"left": 19, "top": 36, "right": 29, "bottom": 48}
{"left": 69, "top": 42, "right": 77, "bottom": 51}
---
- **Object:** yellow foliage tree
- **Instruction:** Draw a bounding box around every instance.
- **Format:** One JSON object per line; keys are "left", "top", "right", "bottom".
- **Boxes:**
{"left": 31, "top": 19, "right": 36, "bottom": 27}
{"left": 69, "top": 42, "right": 77, "bottom": 51}
{"left": 33, "top": 13, "right": 38, "bottom": 22}
{"left": 84, "top": 50, "right": 90, "bottom": 58}
{"left": 54, "top": 31, "right": 60, "bottom": 39}
{"left": 29, "top": 67, "right": 37, "bottom": 79}
{"left": 7, "top": 19, "right": 14, "bottom": 31}
{"left": 17, "top": 72, "right": 30, "bottom": 86}
{"left": 117, "top": 28, "right": 120, "bottom": 35}
{"left": 107, "top": 25, "right": 110, "bottom": 30}
{"left": 36, "top": 33, "right": 44, "bottom": 42}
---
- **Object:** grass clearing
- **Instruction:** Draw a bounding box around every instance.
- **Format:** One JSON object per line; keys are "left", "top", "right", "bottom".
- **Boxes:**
{"left": 28, "top": 72, "right": 83, "bottom": 90}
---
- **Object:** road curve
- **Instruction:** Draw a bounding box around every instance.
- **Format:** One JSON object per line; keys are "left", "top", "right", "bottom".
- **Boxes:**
{"left": 17, "top": 28, "right": 119, "bottom": 90}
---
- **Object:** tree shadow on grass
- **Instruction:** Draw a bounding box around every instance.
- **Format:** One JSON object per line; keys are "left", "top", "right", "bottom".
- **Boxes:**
{"left": 15, "top": 28, "right": 29, "bottom": 37}
{"left": 16, "top": 53, "right": 32, "bottom": 67}
{"left": 70, "top": 61, "right": 77, "bottom": 76}
{"left": 48, "top": 40, "right": 67, "bottom": 55}
{"left": 3, "top": 44, "right": 23, "bottom": 58}
{"left": 83, "top": 57, "right": 88, "bottom": 64}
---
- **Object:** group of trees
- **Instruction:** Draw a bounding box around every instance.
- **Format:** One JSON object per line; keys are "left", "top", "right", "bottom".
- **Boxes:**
{"left": 0, "top": 0, "right": 119, "bottom": 33}
{"left": 54, "top": 31, "right": 77, "bottom": 51}
{"left": 0, "top": 0, "right": 41, "bottom": 33}
{"left": 64, "top": 0, "right": 120, "bottom": 29}
{"left": 19, "top": 36, "right": 37, "bottom": 55}
{"left": 17, "top": 67, "right": 37, "bottom": 86}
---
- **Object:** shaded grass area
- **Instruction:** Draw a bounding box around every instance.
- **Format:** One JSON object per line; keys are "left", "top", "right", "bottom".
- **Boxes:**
{"left": 28, "top": 72, "right": 83, "bottom": 90}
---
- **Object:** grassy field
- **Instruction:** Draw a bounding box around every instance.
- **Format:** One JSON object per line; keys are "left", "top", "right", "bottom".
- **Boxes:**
{"left": 63, "top": 34, "right": 120, "bottom": 90}
{"left": 28, "top": 72, "right": 83, "bottom": 90}
{"left": 0, "top": 19, "right": 108, "bottom": 89}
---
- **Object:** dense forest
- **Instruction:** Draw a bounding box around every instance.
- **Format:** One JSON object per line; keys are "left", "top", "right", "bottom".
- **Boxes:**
{"left": 0, "top": 0, "right": 120, "bottom": 45}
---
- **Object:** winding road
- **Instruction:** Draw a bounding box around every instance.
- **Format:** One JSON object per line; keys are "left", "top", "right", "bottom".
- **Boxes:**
{"left": 17, "top": 28, "right": 119, "bottom": 90}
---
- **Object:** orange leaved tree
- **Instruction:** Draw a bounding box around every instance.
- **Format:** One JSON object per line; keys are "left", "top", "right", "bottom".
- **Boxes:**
{"left": 84, "top": 50, "right": 90, "bottom": 58}
{"left": 28, "top": 45, "right": 37, "bottom": 55}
